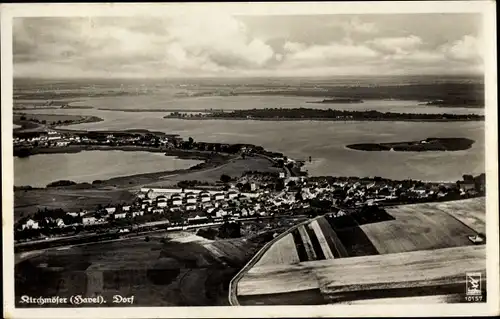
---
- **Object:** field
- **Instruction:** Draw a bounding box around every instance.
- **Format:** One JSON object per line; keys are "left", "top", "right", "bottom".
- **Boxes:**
{"left": 313, "top": 218, "right": 349, "bottom": 258}
{"left": 236, "top": 245, "right": 485, "bottom": 305}
{"left": 144, "top": 156, "right": 281, "bottom": 188}
{"left": 314, "top": 245, "right": 485, "bottom": 302}
{"left": 14, "top": 188, "right": 136, "bottom": 221}
{"left": 238, "top": 263, "right": 320, "bottom": 295}
{"left": 253, "top": 234, "right": 300, "bottom": 267}
{"left": 230, "top": 200, "right": 484, "bottom": 267}
{"left": 433, "top": 197, "right": 486, "bottom": 234}
{"left": 15, "top": 230, "right": 277, "bottom": 307}
{"left": 361, "top": 201, "right": 481, "bottom": 254}
{"left": 233, "top": 199, "right": 486, "bottom": 305}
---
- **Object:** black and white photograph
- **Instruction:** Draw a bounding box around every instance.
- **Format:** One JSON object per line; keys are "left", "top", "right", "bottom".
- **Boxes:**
{"left": 2, "top": 2, "right": 498, "bottom": 318}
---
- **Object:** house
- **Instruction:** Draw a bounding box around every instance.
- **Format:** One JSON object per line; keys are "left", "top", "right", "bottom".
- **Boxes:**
{"left": 66, "top": 212, "right": 79, "bottom": 218}
{"left": 171, "top": 195, "right": 183, "bottom": 202}
{"left": 122, "top": 206, "right": 131, "bottom": 212}
{"left": 215, "top": 209, "right": 228, "bottom": 218}
{"left": 172, "top": 198, "right": 182, "bottom": 206}
{"left": 157, "top": 195, "right": 167, "bottom": 201}
{"left": 228, "top": 190, "right": 239, "bottom": 199}
{"left": 56, "top": 140, "right": 69, "bottom": 147}
{"left": 152, "top": 208, "right": 163, "bottom": 214}
{"left": 214, "top": 193, "right": 225, "bottom": 201}
{"left": 114, "top": 212, "right": 127, "bottom": 219}
{"left": 82, "top": 216, "right": 97, "bottom": 225}
{"left": 47, "top": 130, "right": 61, "bottom": 141}
{"left": 241, "top": 208, "right": 249, "bottom": 216}
{"left": 468, "top": 235, "right": 484, "bottom": 244}
{"left": 157, "top": 201, "right": 168, "bottom": 208}
{"left": 199, "top": 190, "right": 211, "bottom": 197}
{"left": 202, "top": 202, "right": 214, "bottom": 210}
{"left": 132, "top": 211, "right": 144, "bottom": 217}
{"left": 200, "top": 194, "right": 211, "bottom": 202}
{"left": 55, "top": 218, "right": 65, "bottom": 228}
{"left": 186, "top": 195, "right": 197, "bottom": 204}
{"left": 279, "top": 172, "right": 286, "bottom": 179}
{"left": 22, "top": 219, "right": 39, "bottom": 230}
{"left": 250, "top": 183, "right": 257, "bottom": 191}
{"left": 105, "top": 207, "right": 116, "bottom": 214}
{"left": 186, "top": 204, "right": 197, "bottom": 211}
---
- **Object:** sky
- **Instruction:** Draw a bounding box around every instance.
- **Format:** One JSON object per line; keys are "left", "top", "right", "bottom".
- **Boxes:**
{"left": 13, "top": 13, "right": 484, "bottom": 78}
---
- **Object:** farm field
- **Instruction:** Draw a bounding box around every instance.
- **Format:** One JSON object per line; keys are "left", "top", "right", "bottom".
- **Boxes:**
{"left": 238, "top": 264, "right": 320, "bottom": 295}
{"left": 313, "top": 217, "right": 349, "bottom": 258}
{"left": 236, "top": 245, "right": 485, "bottom": 305}
{"left": 433, "top": 197, "right": 485, "bottom": 234}
{"left": 253, "top": 233, "right": 300, "bottom": 267}
{"left": 361, "top": 201, "right": 480, "bottom": 255}
{"left": 14, "top": 188, "right": 136, "bottom": 221}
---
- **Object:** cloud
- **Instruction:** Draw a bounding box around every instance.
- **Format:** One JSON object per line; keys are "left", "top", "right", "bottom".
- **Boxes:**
{"left": 367, "top": 35, "right": 423, "bottom": 53}
{"left": 342, "top": 17, "right": 378, "bottom": 34}
{"left": 12, "top": 15, "right": 484, "bottom": 78}
{"left": 13, "top": 14, "right": 276, "bottom": 78}
{"left": 442, "top": 35, "right": 483, "bottom": 61}
{"left": 282, "top": 40, "right": 379, "bottom": 69}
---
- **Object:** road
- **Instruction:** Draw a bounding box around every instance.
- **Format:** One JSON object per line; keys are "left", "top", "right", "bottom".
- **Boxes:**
{"left": 227, "top": 216, "right": 317, "bottom": 306}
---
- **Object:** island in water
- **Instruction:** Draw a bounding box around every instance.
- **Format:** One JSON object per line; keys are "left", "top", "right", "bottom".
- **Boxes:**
{"left": 346, "top": 137, "right": 475, "bottom": 152}
{"left": 164, "top": 108, "right": 485, "bottom": 122}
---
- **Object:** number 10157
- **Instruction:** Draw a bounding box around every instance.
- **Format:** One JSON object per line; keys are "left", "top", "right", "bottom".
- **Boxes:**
{"left": 465, "top": 295, "right": 483, "bottom": 302}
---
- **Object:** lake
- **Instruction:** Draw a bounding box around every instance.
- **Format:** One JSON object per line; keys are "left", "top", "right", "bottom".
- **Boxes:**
{"left": 68, "top": 94, "right": 484, "bottom": 115}
{"left": 14, "top": 151, "right": 203, "bottom": 187}
{"left": 19, "top": 94, "right": 485, "bottom": 182}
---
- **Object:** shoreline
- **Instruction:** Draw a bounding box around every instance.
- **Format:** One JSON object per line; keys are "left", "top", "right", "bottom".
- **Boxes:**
{"left": 345, "top": 137, "right": 475, "bottom": 152}
{"left": 163, "top": 116, "right": 484, "bottom": 122}
{"left": 13, "top": 113, "right": 104, "bottom": 131}
{"left": 14, "top": 146, "right": 234, "bottom": 189}
{"left": 13, "top": 145, "right": 213, "bottom": 160}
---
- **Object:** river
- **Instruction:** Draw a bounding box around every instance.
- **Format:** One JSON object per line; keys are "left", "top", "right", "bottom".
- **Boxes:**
{"left": 14, "top": 150, "right": 203, "bottom": 187}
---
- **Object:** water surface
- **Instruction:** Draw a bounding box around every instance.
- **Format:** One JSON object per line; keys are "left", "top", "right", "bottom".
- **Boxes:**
{"left": 14, "top": 150, "right": 203, "bottom": 187}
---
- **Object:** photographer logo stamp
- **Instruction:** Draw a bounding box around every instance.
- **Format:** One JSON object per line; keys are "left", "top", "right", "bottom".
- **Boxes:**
{"left": 466, "top": 272, "right": 481, "bottom": 296}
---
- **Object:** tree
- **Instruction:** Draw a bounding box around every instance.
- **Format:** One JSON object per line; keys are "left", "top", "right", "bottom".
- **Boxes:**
{"left": 20, "top": 115, "right": 26, "bottom": 121}
{"left": 463, "top": 174, "right": 474, "bottom": 182}
{"left": 220, "top": 174, "right": 231, "bottom": 184}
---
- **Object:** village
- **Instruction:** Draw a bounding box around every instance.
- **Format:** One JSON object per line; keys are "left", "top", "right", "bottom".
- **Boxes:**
{"left": 14, "top": 164, "right": 485, "bottom": 244}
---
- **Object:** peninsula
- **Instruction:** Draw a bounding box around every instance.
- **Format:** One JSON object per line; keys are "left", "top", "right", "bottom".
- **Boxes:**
{"left": 346, "top": 137, "right": 475, "bottom": 152}
{"left": 164, "top": 108, "right": 485, "bottom": 122}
